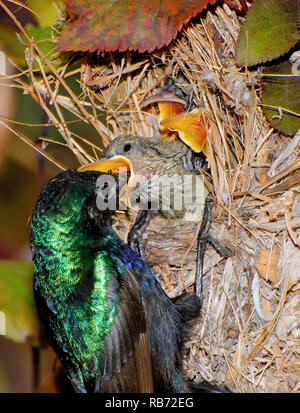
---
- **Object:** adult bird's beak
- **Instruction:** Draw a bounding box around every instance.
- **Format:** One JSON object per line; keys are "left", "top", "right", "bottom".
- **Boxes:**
{"left": 78, "top": 155, "right": 135, "bottom": 208}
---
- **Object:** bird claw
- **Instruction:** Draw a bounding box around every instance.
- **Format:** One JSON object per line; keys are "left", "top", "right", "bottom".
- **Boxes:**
{"left": 128, "top": 210, "right": 157, "bottom": 259}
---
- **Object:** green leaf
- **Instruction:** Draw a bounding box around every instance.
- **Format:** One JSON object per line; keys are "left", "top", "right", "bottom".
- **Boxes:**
{"left": 0, "top": 26, "right": 26, "bottom": 65}
{"left": 261, "top": 60, "right": 300, "bottom": 136}
{"left": 27, "top": 0, "right": 63, "bottom": 27}
{"left": 236, "top": 0, "right": 300, "bottom": 67}
{"left": 0, "top": 261, "right": 41, "bottom": 346}
{"left": 0, "top": 1, "right": 62, "bottom": 66}
{"left": 25, "top": 24, "right": 58, "bottom": 59}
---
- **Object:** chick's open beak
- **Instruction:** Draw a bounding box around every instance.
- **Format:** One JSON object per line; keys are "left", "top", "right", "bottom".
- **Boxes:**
{"left": 141, "top": 92, "right": 208, "bottom": 155}
{"left": 160, "top": 109, "right": 208, "bottom": 155}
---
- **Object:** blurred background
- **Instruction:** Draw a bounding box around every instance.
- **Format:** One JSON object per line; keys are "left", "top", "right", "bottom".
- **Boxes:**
{"left": 0, "top": 1, "right": 102, "bottom": 392}
{"left": 0, "top": 51, "right": 56, "bottom": 392}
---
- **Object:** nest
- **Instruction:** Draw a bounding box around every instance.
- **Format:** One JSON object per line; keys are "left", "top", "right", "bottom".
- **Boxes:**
{"left": 6, "top": 2, "right": 300, "bottom": 392}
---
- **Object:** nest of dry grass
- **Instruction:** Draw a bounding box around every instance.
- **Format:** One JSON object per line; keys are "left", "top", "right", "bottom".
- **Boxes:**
{"left": 3, "top": 2, "right": 300, "bottom": 393}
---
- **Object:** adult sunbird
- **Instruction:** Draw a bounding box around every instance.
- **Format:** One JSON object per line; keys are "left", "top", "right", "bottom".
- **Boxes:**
{"left": 31, "top": 169, "right": 219, "bottom": 392}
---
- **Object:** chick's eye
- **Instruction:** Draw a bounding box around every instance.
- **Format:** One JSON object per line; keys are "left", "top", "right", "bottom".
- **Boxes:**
{"left": 123, "top": 143, "right": 131, "bottom": 153}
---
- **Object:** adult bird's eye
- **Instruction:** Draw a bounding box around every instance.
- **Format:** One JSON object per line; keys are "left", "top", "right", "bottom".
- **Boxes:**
{"left": 123, "top": 143, "right": 131, "bottom": 153}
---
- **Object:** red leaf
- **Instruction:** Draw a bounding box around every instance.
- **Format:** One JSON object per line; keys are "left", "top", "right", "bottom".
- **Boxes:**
{"left": 59, "top": 0, "right": 218, "bottom": 53}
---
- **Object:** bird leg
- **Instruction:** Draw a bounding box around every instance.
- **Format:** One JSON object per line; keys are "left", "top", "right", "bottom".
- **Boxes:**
{"left": 195, "top": 197, "right": 213, "bottom": 299}
{"left": 207, "top": 234, "right": 233, "bottom": 259}
{"left": 128, "top": 209, "right": 157, "bottom": 259}
{"left": 195, "top": 197, "right": 232, "bottom": 299}
{"left": 129, "top": 199, "right": 232, "bottom": 302}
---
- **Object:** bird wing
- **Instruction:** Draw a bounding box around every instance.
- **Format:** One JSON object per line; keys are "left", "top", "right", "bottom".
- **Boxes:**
{"left": 33, "top": 246, "right": 153, "bottom": 393}
{"left": 94, "top": 256, "right": 154, "bottom": 393}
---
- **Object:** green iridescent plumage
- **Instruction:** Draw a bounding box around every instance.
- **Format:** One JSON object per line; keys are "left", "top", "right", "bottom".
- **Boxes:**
{"left": 31, "top": 170, "right": 192, "bottom": 392}
{"left": 31, "top": 172, "right": 128, "bottom": 390}
{"left": 31, "top": 170, "right": 226, "bottom": 393}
